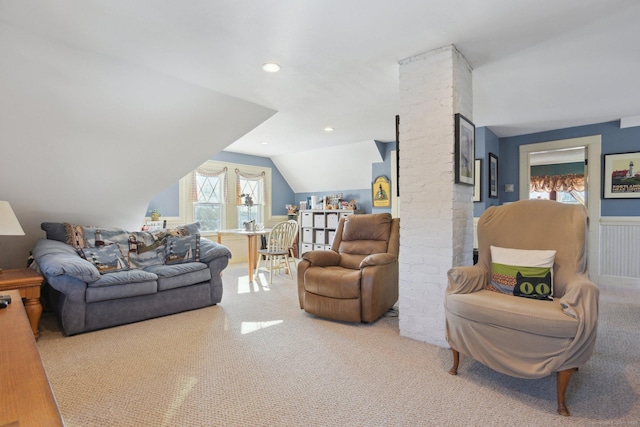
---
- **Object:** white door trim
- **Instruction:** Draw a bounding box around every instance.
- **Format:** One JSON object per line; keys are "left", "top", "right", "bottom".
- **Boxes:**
{"left": 391, "top": 149, "right": 400, "bottom": 218}
{"left": 518, "top": 135, "right": 601, "bottom": 283}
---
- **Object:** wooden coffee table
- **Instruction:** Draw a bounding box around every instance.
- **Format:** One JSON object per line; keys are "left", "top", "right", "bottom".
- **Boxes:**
{"left": 0, "top": 289, "right": 64, "bottom": 426}
{"left": 0, "top": 268, "right": 44, "bottom": 339}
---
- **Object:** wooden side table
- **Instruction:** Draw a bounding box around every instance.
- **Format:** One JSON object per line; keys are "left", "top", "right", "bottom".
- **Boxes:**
{"left": 0, "top": 268, "right": 44, "bottom": 339}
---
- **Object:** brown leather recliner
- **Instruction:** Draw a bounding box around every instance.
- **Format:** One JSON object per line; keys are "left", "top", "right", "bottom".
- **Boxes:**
{"left": 297, "top": 213, "right": 399, "bottom": 323}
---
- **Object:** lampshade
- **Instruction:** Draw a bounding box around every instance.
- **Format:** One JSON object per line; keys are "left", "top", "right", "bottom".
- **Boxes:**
{"left": 0, "top": 201, "right": 25, "bottom": 235}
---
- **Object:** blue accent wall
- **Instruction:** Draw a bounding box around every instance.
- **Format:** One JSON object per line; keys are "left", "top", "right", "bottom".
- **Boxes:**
{"left": 147, "top": 183, "right": 179, "bottom": 217}
{"left": 474, "top": 127, "right": 500, "bottom": 217}
{"left": 495, "top": 120, "right": 640, "bottom": 216}
{"left": 371, "top": 141, "right": 394, "bottom": 214}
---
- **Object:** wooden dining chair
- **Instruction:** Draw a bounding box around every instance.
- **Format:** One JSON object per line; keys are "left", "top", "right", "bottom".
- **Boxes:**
{"left": 256, "top": 220, "right": 299, "bottom": 283}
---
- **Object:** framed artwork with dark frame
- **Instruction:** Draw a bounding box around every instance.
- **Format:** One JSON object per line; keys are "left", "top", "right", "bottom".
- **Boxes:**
{"left": 489, "top": 152, "right": 499, "bottom": 198}
{"left": 454, "top": 113, "right": 475, "bottom": 186}
{"left": 603, "top": 151, "right": 640, "bottom": 199}
{"left": 473, "top": 159, "right": 482, "bottom": 202}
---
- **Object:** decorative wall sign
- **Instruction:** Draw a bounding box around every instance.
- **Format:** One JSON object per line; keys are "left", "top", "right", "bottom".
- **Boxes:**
{"left": 603, "top": 151, "right": 640, "bottom": 198}
{"left": 455, "top": 113, "right": 475, "bottom": 186}
{"left": 372, "top": 175, "right": 391, "bottom": 207}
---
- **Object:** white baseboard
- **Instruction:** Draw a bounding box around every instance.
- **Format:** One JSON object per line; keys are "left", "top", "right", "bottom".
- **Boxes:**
{"left": 598, "top": 275, "right": 640, "bottom": 287}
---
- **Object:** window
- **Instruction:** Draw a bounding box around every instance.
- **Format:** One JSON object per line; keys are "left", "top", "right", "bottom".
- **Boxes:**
{"left": 193, "top": 168, "right": 226, "bottom": 232}
{"left": 235, "top": 169, "right": 265, "bottom": 228}
{"left": 179, "top": 160, "right": 272, "bottom": 234}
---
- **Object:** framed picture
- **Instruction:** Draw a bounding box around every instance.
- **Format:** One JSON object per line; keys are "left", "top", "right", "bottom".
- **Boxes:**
{"left": 454, "top": 113, "right": 475, "bottom": 186}
{"left": 489, "top": 152, "right": 499, "bottom": 198}
{"left": 603, "top": 151, "right": 640, "bottom": 198}
{"left": 372, "top": 175, "right": 391, "bottom": 207}
{"left": 473, "top": 159, "right": 482, "bottom": 202}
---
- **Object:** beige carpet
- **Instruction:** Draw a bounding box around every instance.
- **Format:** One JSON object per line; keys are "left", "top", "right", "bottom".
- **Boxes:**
{"left": 36, "top": 263, "right": 640, "bottom": 427}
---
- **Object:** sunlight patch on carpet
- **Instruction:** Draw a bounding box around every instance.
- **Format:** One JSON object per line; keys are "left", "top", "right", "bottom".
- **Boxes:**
{"left": 241, "top": 320, "right": 283, "bottom": 334}
{"left": 161, "top": 375, "right": 197, "bottom": 427}
{"left": 236, "top": 275, "right": 271, "bottom": 294}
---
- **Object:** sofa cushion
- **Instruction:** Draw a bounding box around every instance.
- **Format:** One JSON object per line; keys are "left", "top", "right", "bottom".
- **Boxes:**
{"left": 88, "top": 269, "right": 158, "bottom": 287}
{"left": 79, "top": 244, "right": 130, "bottom": 274}
{"left": 489, "top": 246, "right": 556, "bottom": 301}
{"left": 64, "top": 223, "right": 130, "bottom": 249}
{"left": 446, "top": 289, "right": 579, "bottom": 338}
{"left": 86, "top": 281, "right": 158, "bottom": 303}
{"left": 41, "top": 222, "right": 68, "bottom": 243}
{"left": 128, "top": 230, "right": 168, "bottom": 269}
{"left": 173, "top": 222, "right": 201, "bottom": 236}
{"left": 85, "top": 270, "right": 159, "bottom": 303}
{"left": 303, "top": 266, "right": 361, "bottom": 299}
{"left": 164, "top": 234, "right": 200, "bottom": 265}
{"left": 144, "top": 262, "right": 211, "bottom": 291}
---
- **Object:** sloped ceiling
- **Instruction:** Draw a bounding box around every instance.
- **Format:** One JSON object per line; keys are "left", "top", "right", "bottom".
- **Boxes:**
{"left": 0, "top": 23, "right": 275, "bottom": 268}
{"left": 272, "top": 140, "right": 383, "bottom": 193}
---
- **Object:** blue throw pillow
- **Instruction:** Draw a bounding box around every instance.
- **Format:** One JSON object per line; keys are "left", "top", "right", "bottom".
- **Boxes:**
{"left": 165, "top": 234, "right": 200, "bottom": 265}
{"left": 79, "top": 244, "right": 130, "bottom": 274}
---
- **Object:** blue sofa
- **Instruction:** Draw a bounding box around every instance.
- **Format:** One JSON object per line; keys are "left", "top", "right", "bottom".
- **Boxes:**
{"left": 32, "top": 222, "right": 231, "bottom": 335}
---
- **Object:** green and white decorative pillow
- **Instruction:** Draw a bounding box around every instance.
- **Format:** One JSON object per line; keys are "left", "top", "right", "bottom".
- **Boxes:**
{"left": 165, "top": 234, "right": 200, "bottom": 265}
{"left": 79, "top": 244, "right": 130, "bottom": 274}
{"left": 489, "top": 245, "right": 556, "bottom": 301}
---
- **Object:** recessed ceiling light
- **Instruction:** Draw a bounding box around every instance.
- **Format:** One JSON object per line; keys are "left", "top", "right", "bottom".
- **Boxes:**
{"left": 261, "top": 141, "right": 269, "bottom": 145}
{"left": 324, "top": 127, "right": 335, "bottom": 132}
{"left": 262, "top": 62, "right": 281, "bottom": 73}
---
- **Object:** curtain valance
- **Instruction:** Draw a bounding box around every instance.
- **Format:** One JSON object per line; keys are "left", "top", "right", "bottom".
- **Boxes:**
{"left": 530, "top": 174, "right": 585, "bottom": 193}
{"left": 235, "top": 169, "right": 266, "bottom": 205}
{"left": 190, "top": 166, "right": 228, "bottom": 203}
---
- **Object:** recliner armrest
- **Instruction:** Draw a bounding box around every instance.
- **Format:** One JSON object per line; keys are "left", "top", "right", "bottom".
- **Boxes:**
{"left": 446, "top": 265, "right": 489, "bottom": 295}
{"left": 302, "top": 250, "right": 341, "bottom": 267}
{"left": 360, "top": 253, "right": 396, "bottom": 268}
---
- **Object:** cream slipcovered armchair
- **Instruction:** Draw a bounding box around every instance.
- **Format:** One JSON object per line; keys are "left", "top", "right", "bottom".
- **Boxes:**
{"left": 297, "top": 213, "right": 399, "bottom": 323}
{"left": 445, "top": 200, "right": 599, "bottom": 416}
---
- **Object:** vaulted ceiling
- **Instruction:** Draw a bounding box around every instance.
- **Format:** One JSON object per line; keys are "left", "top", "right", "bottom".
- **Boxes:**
{"left": 3, "top": 0, "right": 639, "bottom": 159}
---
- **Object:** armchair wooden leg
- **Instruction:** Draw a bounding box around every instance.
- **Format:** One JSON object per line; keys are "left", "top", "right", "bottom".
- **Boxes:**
{"left": 448, "top": 349, "right": 459, "bottom": 375}
{"left": 557, "top": 368, "right": 577, "bottom": 416}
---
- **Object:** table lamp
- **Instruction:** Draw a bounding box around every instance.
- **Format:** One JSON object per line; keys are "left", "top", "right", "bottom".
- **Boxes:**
{"left": 0, "top": 201, "right": 25, "bottom": 273}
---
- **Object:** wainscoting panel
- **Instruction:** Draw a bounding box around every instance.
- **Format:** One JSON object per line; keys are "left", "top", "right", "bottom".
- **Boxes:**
{"left": 599, "top": 217, "right": 640, "bottom": 279}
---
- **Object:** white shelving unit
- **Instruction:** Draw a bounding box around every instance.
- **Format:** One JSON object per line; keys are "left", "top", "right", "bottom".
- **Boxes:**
{"left": 298, "top": 209, "right": 354, "bottom": 256}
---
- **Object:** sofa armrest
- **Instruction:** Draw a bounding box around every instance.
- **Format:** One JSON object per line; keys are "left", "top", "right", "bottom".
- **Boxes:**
{"left": 200, "top": 237, "right": 232, "bottom": 263}
{"left": 360, "top": 253, "right": 397, "bottom": 268}
{"left": 446, "top": 265, "right": 489, "bottom": 295}
{"left": 558, "top": 274, "right": 599, "bottom": 319}
{"left": 33, "top": 239, "right": 100, "bottom": 283}
{"left": 302, "top": 250, "right": 341, "bottom": 267}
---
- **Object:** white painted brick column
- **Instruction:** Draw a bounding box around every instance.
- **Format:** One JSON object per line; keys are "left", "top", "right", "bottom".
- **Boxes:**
{"left": 398, "top": 45, "right": 473, "bottom": 347}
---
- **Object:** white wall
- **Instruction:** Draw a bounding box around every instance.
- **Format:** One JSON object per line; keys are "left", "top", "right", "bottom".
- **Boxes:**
{"left": 0, "top": 23, "right": 275, "bottom": 269}
{"left": 272, "top": 140, "right": 383, "bottom": 193}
